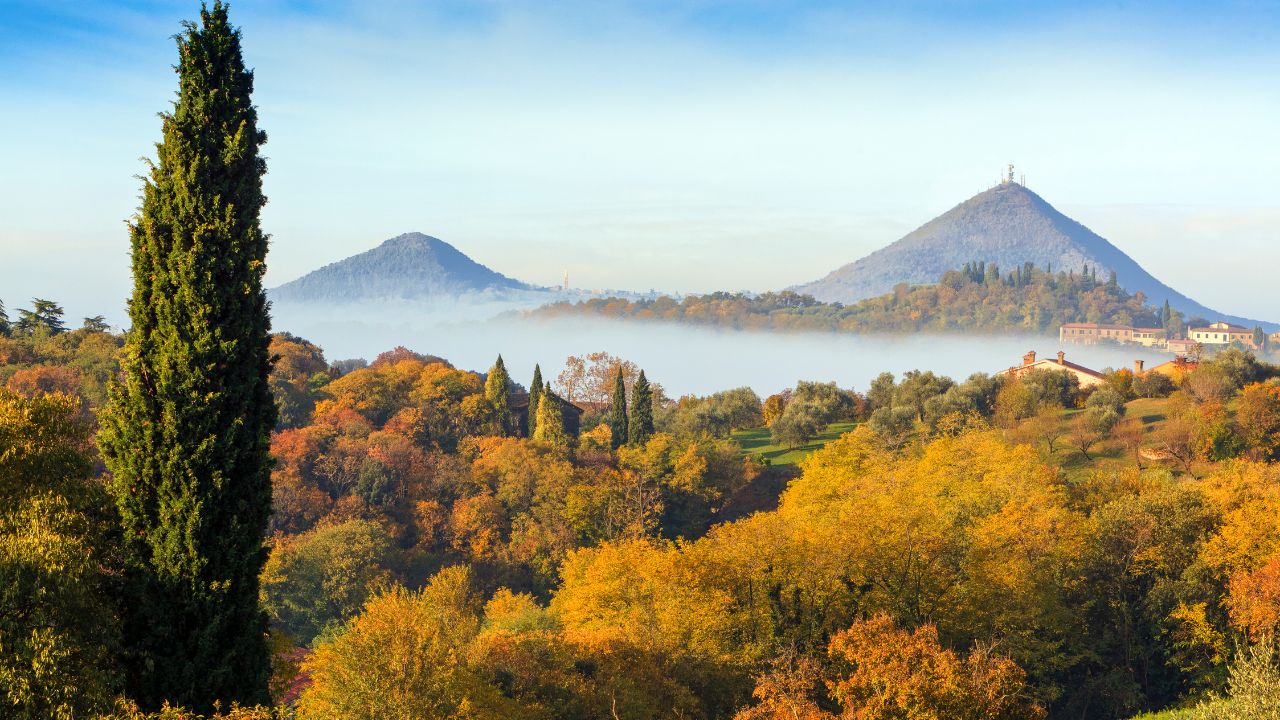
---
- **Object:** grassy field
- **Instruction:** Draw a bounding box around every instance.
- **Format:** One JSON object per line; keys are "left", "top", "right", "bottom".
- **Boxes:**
{"left": 732, "top": 422, "right": 857, "bottom": 466}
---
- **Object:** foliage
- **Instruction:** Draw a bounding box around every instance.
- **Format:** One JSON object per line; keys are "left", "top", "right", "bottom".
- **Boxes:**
{"left": 663, "top": 387, "right": 763, "bottom": 440}
{"left": 484, "top": 355, "right": 513, "bottom": 437}
{"left": 629, "top": 369, "right": 654, "bottom": 445}
{"left": 260, "top": 519, "right": 395, "bottom": 645}
{"left": 96, "top": 3, "right": 277, "bottom": 709}
{"left": 0, "top": 390, "right": 120, "bottom": 719}
{"left": 606, "top": 367, "right": 628, "bottom": 449}
{"left": 296, "top": 567, "right": 523, "bottom": 719}
{"left": 827, "top": 614, "right": 1045, "bottom": 719}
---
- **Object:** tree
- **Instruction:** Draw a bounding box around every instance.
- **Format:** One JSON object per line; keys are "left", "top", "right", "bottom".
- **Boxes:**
{"left": 629, "top": 370, "right": 654, "bottom": 445}
{"left": 607, "top": 367, "right": 628, "bottom": 449}
{"left": 14, "top": 298, "right": 66, "bottom": 335}
{"left": 296, "top": 567, "right": 521, "bottom": 719}
{"left": 0, "top": 390, "right": 121, "bottom": 718}
{"left": 484, "top": 355, "right": 512, "bottom": 436}
{"left": 528, "top": 364, "right": 543, "bottom": 438}
{"left": 260, "top": 519, "right": 395, "bottom": 645}
{"left": 0, "top": 298, "right": 9, "bottom": 337}
{"left": 82, "top": 315, "right": 110, "bottom": 333}
{"left": 534, "top": 392, "right": 569, "bottom": 446}
{"left": 97, "top": 3, "right": 277, "bottom": 710}
{"left": 827, "top": 614, "right": 1044, "bottom": 720}
{"left": 1237, "top": 382, "right": 1280, "bottom": 461}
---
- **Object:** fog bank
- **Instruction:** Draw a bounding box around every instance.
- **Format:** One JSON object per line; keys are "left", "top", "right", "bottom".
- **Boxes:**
{"left": 271, "top": 302, "right": 1168, "bottom": 397}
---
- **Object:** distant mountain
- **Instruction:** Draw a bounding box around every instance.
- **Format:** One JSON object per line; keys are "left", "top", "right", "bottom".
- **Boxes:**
{"left": 271, "top": 233, "right": 533, "bottom": 302}
{"left": 793, "top": 182, "right": 1274, "bottom": 330}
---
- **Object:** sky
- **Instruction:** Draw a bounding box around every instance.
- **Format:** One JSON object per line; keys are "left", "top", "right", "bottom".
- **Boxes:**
{"left": 2, "top": 0, "right": 1279, "bottom": 326}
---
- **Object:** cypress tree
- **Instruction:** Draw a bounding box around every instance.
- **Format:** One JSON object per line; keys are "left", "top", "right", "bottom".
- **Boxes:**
{"left": 0, "top": 299, "right": 9, "bottom": 337}
{"left": 485, "top": 354, "right": 512, "bottom": 435}
{"left": 629, "top": 370, "right": 654, "bottom": 445}
{"left": 98, "top": 3, "right": 275, "bottom": 710}
{"left": 533, "top": 391, "right": 569, "bottom": 446}
{"left": 607, "top": 367, "right": 628, "bottom": 449}
{"left": 528, "top": 364, "right": 544, "bottom": 438}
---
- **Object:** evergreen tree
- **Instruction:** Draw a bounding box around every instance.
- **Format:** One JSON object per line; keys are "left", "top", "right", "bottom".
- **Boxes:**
{"left": 484, "top": 355, "right": 512, "bottom": 436}
{"left": 97, "top": 3, "right": 275, "bottom": 710}
{"left": 15, "top": 298, "right": 66, "bottom": 335}
{"left": 0, "top": 299, "right": 9, "bottom": 337}
{"left": 533, "top": 391, "right": 568, "bottom": 446}
{"left": 82, "top": 315, "right": 110, "bottom": 333}
{"left": 629, "top": 370, "right": 654, "bottom": 445}
{"left": 607, "top": 366, "right": 628, "bottom": 449}
{"left": 528, "top": 364, "right": 544, "bottom": 438}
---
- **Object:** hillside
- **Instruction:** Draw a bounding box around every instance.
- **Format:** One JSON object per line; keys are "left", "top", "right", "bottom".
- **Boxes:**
{"left": 529, "top": 263, "right": 1164, "bottom": 335}
{"left": 271, "top": 232, "right": 532, "bottom": 302}
{"left": 792, "top": 182, "right": 1275, "bottom": 330}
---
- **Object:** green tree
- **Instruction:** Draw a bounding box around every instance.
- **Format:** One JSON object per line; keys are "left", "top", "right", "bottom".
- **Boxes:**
{"left": 82, "top": 315, "right": 111, "bottom": 333}
{"left": 629, "top": 369, "right": 654, "bottom": 445}
{"left": 260, "top": 519, "right": 394, "bottom": 645}
{"left": 528, "top": 364, "right": 544, "bottom": 438}
{"left": 0, "top": 299, "right": 10, "bottom": 337}
{"left": 484, "top": 354, "right": 512, "bottom": 436}
{"left": 607, "top": 366, "right": 628, "bottom": 449}
{"left": 0, "top": 390, "right": 121, "bottom": 718}
{"left": 97, "top": 3, "right": 277, "bottom": 710}
{"left": 533, "top": 391, "right": 569, "bottom": 446}
{"left": 14, "top": 298, "right": 67, "bottom": 335}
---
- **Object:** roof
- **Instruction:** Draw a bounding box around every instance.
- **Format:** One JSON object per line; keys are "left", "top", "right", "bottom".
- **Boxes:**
{"left": 1060, "top": 323, "right": 1132, "bottom": 330}
{"left": 1133, "top": 327, "right": 1163, "bottom": 334}
{"left": 1005, "top": 358, "right": 1104, "bottom": 380}
{"left": 1191, "top": 323, "right": 1250, "bottom": 333}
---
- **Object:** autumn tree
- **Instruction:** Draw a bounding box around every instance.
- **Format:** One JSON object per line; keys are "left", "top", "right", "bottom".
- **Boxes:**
{"left": 1237, "top": 382, "right": 1280, "bottom": 461}
{"left": 297, "top": 567, "right": 522, "bottom": 719}
{"left": 827, "top": 614, "right": 1044, "bottom": 720}
{"left": 484, "top": 354, "right": 512, "bottom": 436}
{"left": 629, "top": 370, "right": 654, "bottom": 445}
{"left": 0, "top": 390, "right": 121, "bottom": 718}
{"left": 97, "top": 3, "right": 277, "bottom": 709}
{"left": 607, "top": 366, "right": 628, "bottom": 449}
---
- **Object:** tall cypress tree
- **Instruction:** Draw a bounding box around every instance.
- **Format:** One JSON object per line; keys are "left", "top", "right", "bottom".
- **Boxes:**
{"left": 485, "top": 354, "right": 512, "bottom": 435}
{"left": 607, "top": 367, "right": 628, "bottom": 449}
{"left": 0, "top": 299, "right": 9, "bottom": 337}
{"left": 98, "top": 2, "right": 275, "bottom": 710}
{"left": 528, "top": 364, "right": 544, "bottom": 438}
{"left": 629, "top": 370, "right": 654, "bottom": 445}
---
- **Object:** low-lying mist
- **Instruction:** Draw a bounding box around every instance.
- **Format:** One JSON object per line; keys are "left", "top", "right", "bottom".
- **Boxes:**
{"left": 271, "top": 300, "right": 1170, "bottom": 397}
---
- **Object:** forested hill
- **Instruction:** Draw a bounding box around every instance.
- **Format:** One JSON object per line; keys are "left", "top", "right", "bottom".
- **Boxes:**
{"left": 790, "top": 182, "right": 1275, "bottom": 331}
{"left": 530, "top": 262, "right": 1174, "bottom": 335}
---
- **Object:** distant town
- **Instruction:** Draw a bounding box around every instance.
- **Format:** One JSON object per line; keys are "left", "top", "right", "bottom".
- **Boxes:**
{"left": 1060, "top": 319, "right": 1273, "bottom": 357}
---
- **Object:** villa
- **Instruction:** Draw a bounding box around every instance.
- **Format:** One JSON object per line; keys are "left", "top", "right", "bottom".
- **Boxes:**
{"left": 1000, "top": 350, "right": 1106, "bottom": 388}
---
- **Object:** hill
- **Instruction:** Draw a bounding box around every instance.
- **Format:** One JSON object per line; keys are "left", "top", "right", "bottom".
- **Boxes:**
{"left": 792, "top": 182, "right": 1275, "bottom": 330}
{"left": 271, "top": 232, "right": 532, "bottom": 302}
{"left": 528, "top": 263, "right": 1164, "bottom": 335}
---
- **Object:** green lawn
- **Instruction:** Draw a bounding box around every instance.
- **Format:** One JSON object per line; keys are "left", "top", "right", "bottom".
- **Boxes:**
{"left": 732, "top": 422, "right": 857, "bottom": 466}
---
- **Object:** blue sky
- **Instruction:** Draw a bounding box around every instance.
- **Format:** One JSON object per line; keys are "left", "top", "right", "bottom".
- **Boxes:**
{"left": 2, "top": 0, "right": 1280, "bottom": 324}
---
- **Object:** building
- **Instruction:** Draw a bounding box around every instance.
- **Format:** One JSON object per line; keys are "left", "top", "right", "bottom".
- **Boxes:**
{"left": 1060, "top": 323, "right": 1135, "bottom": 345}
{"left": 1144, "top": 355, "right": 1198, "bottom": 380}
{"left": 1189, "top": 321, "right": 1256, "bottom": 348}
{"left": 1166, "top": 338, "right": 1202, "bottom": 357}
{"left": 1000, "top": 350, "right": 1106, "bottom": 388}
{"left": 1131, "top": 327, "right": 1165, "bottom": 347}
